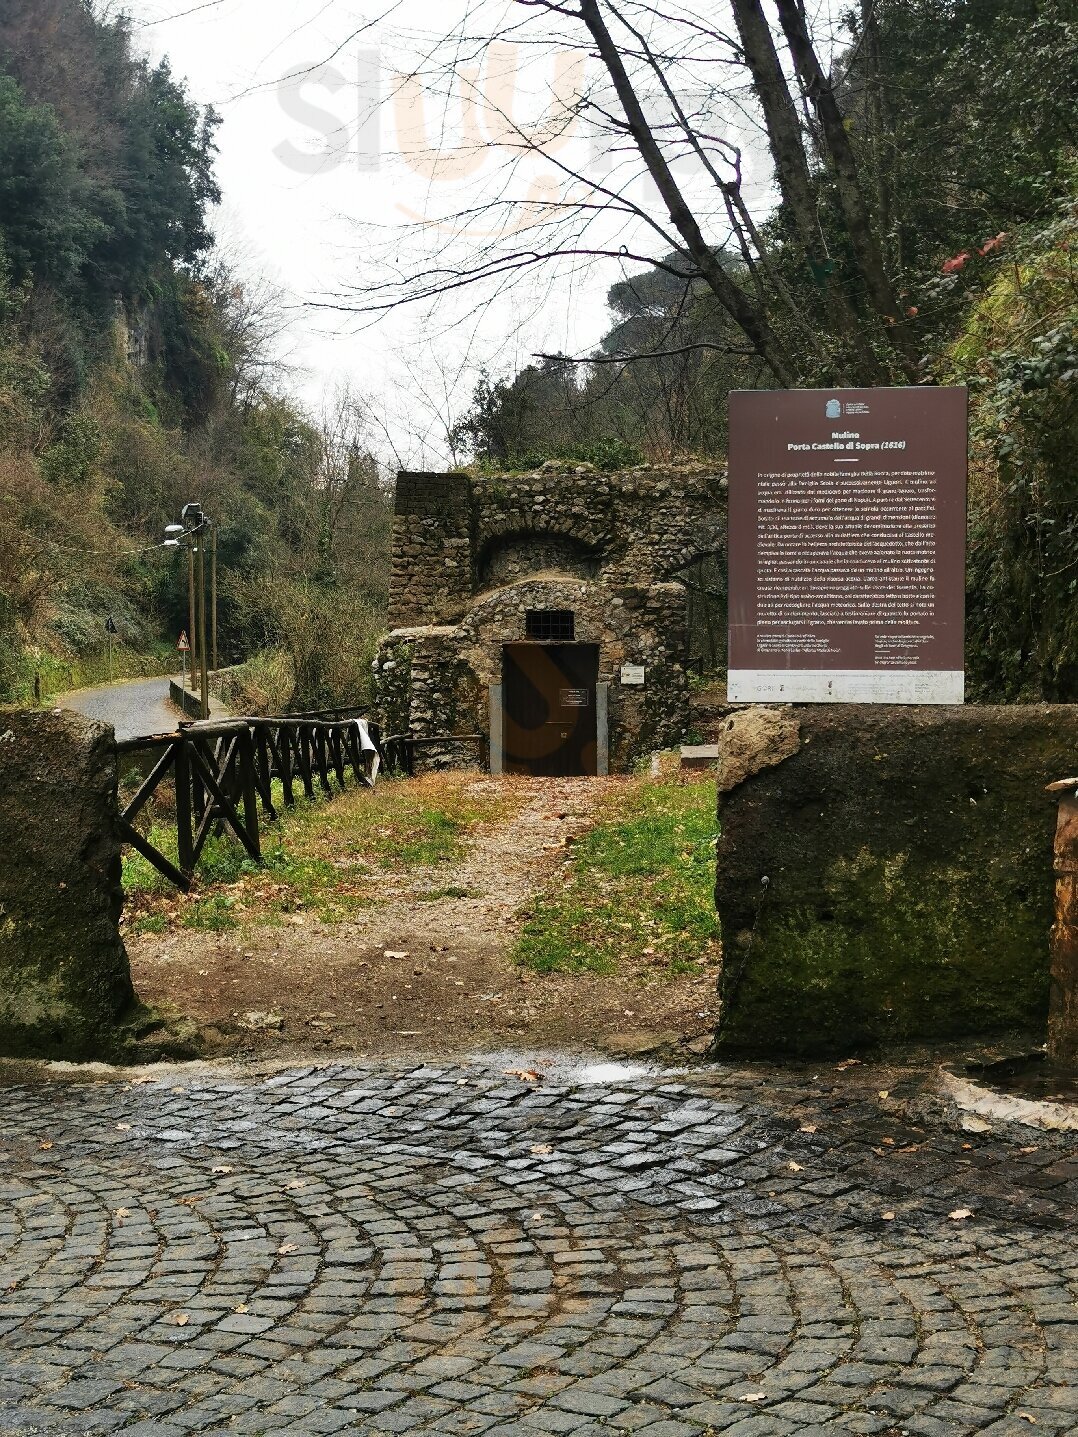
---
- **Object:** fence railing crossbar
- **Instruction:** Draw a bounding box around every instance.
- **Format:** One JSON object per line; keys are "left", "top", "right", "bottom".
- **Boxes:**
{"left": 118, "top": 716, "right": 382, "bottom": 891}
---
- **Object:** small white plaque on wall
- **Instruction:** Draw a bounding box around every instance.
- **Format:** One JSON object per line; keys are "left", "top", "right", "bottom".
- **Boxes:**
{"left": 620, "top": 664, "right": 645, "bottom": 686}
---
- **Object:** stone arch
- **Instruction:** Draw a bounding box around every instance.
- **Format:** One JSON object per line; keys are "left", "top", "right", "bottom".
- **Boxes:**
{"left": 475, "top": 529, "right": 602, "bottom": 591}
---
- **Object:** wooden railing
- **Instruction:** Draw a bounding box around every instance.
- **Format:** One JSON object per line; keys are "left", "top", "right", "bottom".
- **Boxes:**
{"left": 117, "top": 715, "right": 382, "bottom": 891}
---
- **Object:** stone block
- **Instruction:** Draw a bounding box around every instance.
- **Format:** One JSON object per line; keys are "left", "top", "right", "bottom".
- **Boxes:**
{"left": 0, "top": 709, "right": 137, "bottom": 1058}
{"left": 714, "top": 704, "right": 1078, "bottom": 1056}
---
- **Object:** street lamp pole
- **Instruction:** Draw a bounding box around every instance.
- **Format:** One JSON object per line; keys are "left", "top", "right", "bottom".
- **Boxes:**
{"left": 196, "top": 528, "right": 209, "bottom": 721}
{"left": 211, "top": 523, "right": 219, "bottom": 674}
{"left": 187, "top": 543, "right": 197, "bottom": 703}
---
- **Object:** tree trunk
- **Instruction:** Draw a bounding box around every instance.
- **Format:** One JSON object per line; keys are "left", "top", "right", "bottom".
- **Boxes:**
{"left": 580, "top": 0, "right": 798, "bottom": 388}
{"left": 730, "top": 0, "right": 888, "bottom": 383}
{"left": 772, "top": 0, "right": 918, "bottom": 375}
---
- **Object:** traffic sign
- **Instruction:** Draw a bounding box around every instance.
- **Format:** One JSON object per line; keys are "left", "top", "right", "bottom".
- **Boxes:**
{"left": 178, "top": 631, "right": 191, "bottom": 652}
{"left": 105, "top": 615, "right": 118, "bottom": 635}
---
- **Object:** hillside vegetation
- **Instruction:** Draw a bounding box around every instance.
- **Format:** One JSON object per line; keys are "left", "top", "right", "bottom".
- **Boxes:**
{"left": 455, "top": 1, "right": 1077, "bottom": 698}
{"left": 0, "top": 0, "right": 390, "bottom": 710}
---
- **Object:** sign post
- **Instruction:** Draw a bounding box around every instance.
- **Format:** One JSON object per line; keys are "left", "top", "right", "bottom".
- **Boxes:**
{"left": 728, "top": 387, "right": 967, "bottom": 704}
{"left": 178, "top": 630, "right": 191, "bottom": 698}
{"left": 105, "top": 615, "right": 117, "bottom": 682}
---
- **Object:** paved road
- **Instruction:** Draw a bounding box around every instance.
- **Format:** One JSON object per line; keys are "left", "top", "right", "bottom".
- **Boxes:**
{"left": 0, "top": 1055, "right": 1075, "bottom": 1437}
{"left": 58, "top": 676, "right": 225, "bottom": 742}
{"left": 57, "top": 676, "right": 184, "bottom": 741}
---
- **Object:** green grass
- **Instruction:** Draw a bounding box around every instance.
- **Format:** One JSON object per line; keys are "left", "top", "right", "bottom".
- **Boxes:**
{"left": 123, "top": 773, "right": 522, "bottom": 933}
{"left": 514, "top": 775, "right": 720, "bottom": 976}
{"left": 1, "top": 641, "right": 179, "bottom": 709}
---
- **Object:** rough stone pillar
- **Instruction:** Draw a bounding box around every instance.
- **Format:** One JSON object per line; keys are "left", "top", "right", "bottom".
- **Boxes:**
{"left": 1049, "top": 786, "right": 1078, "bottom": 1065}
{"left": 0, "top": 710, "right": 137, "bottom": 1059}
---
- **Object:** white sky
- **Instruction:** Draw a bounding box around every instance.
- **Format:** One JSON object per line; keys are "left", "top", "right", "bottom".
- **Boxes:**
{"left": 124, "top": 1, "right": 802, "bottom": 464}
{"left": 123, "top": 0, "right": 630, "bottom": 464}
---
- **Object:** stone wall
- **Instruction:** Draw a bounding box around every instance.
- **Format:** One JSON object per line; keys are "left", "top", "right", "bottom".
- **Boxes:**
{"left": 713, "top": 704, "right": 1078, "bottom": 1057}
{"left": 0, "top": 710, "right": 138, "bottom": 1059}
{"left": 388, "top": 471, "right": 473, "bottom": 626}
{"left": 377, "top": 461, "right": 725, "bottom": 770}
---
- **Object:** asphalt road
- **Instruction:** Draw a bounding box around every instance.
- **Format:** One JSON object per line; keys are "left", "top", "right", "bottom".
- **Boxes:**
{"left": 57, "top": 675, "right": 185, "bottom": 741}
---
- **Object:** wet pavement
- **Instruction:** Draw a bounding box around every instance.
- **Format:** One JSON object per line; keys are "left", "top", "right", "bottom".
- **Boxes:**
{"left": 57, "top": 677, "right": 184, "bottom": 742}
{"left": 0, "top": 1053, "right": 1076, "bottom": 1436}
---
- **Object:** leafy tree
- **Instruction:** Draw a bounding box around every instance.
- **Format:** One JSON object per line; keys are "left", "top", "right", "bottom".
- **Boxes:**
{"left": 0, "top": 76, "right": 103, "bottom": 289}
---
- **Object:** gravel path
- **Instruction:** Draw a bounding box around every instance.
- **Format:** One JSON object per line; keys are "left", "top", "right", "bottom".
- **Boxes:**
{"left": 129, "top": 777, "right": 720, "bottom": 1060}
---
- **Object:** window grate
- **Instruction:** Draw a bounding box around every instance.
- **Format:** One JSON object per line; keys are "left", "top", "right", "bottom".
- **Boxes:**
{"left": 525, "top": 609, "right": 575, "bottom": 642}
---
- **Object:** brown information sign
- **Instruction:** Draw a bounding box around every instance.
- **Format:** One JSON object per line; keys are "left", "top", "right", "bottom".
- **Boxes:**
{"left": 728, "top": 387, "right": 967, "bottom": 704}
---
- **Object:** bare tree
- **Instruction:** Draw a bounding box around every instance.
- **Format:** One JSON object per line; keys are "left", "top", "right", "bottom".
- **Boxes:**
{"left": 314, "top": 1, "right": 923, "bottom": 387}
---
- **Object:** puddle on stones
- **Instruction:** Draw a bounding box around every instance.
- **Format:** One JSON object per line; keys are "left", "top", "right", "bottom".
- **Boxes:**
{"left": 965, "top": 1051, "right": 1078, "bottom": 1104}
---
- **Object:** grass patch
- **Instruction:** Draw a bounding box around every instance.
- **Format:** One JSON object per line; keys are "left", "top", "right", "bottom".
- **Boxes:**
{"left": 515, "top": 773, "right": 720, "bottom": 977}
{"left": 123, "top": 773, "right": 522, "bottom": 934}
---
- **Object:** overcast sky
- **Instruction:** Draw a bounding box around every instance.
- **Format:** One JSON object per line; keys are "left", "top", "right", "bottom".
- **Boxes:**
{"left": 124, "top": 1, "right": 640, "bottom": 464}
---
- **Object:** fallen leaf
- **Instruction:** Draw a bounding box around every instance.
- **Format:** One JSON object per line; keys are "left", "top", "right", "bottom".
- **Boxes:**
{"left": 740, "top": 1392, "right": 767, "bottom": 1403}
{"left": 285, "top": 1179, "right": 305, "bottom": 1190}
{"left": 948, "top": 1208, "right": 973, "bottom": 1221}
{"left": 129, "top": 1075, "right": 155, "bottom": 1086}
{"left": 878, "top": 1090, "right": 890, "bottom": 1100}
{"left": 114, "top": 1208, "right": 130, "bottom": 1221}
{"left": 39, "top": 1140, "right": 53, "bottom": 1151}
{"left": 531, "top": 1144, "right": 554, "bottom": 1156}
{"left": 233, "top": 1304, "right": 249, "bottom": 1314}
{"left": 168, "top": 1313, "right": 190, "bottom": 1326}
{"left": 881, "top": 1211, "right": 895, "bottom": 1221}
{"left": 881, "top": 1137, "right": 896, "bottom": 1146}
{"left": 505, "top": 1068, "right": 542, "bottom": 1082}
{"left": 799, "top": 1123, "right": 817, "bottom": 1134}
{"left": 278, "top": 1242, "right": 298, "bottom": 1254}
{"left": 1019, "top": 1146, "right": 1039, "bottom": 1155}
{"left": 961, "top": 1143, "right": 973, "bottom": 1151}
{"left": 835, "top": 1058, "right": 862, "bottom": 1071}
{"left": 787, "top": 1161, "right": 803, "bottom": 1172}
{"left": 116, "top": 1123, "right": 131, "bottom": 1132}
{"left": 212, "top": 1165, "right": 233, "bottom": 1175}
{"left": 384, "top": 950, "right": 409, "bottom": 960}
{"left": 1018, "top": 1414, "right": 1037, "bottom": 1424}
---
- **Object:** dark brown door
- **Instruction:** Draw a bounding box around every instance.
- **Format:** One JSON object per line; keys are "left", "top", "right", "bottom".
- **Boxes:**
{"left": 503, "top": 643, "right": 599, "bottom": 777}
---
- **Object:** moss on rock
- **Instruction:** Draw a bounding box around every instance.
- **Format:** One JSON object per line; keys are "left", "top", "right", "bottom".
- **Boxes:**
{"left": 0, "top": 709, "right": 140, "bottom": 1060}
{"left": 715, "top": 705, "right": 1078, "bottom": 1056}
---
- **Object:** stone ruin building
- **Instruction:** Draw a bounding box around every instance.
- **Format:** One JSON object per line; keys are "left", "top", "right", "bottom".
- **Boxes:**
{"left": 373, "top": 462, "right": 725, "bottom": 775}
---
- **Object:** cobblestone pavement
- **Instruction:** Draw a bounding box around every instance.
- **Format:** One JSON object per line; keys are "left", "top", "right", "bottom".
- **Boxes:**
{"left": 0, "top": 1055, "right": 1076, "bottom": 1437}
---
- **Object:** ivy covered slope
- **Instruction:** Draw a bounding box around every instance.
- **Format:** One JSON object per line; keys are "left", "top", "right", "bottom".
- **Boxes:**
{"left": 0, "top": 0, "right": 390, "bottom": 711}
{"left": 953, "top": 193, "right": 1078, "bottom": 702}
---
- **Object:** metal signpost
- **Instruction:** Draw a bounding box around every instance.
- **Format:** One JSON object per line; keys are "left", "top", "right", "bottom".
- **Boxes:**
{"left": 178, "top": 630, "right": 191, "bottom": 697}
{"left": 727, "top": 387, "right": 967, "bottom": 704}
{"left": 105, "top": 615, "right": 118, "bottom": 682}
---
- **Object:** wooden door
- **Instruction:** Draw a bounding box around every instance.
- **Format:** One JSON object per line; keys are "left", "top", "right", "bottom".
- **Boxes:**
{"left": 502, "top": 644, "right": 599, "bottom": 776}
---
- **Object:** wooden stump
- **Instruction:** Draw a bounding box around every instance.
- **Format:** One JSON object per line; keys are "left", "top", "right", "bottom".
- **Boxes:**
{"left": 1049, "top": 790, "right": 1078, "bottom": 1066}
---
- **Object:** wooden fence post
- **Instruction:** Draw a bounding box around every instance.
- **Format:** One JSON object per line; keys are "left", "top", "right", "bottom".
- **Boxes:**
{"left": 239, "top": 727, "right": 261, "bottom": 862}
{"left": 174, "top": 739, "right": 195, "bottom": 877}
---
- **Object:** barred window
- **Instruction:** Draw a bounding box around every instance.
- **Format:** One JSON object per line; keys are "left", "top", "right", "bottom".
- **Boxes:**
{"left": 525, "top": 609, "right": 575, "bottom": 642}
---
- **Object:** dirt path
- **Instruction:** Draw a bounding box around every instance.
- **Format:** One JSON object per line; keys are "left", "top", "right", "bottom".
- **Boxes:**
{"left": 129, "top": 776, "right": 720, "bottom": 1060}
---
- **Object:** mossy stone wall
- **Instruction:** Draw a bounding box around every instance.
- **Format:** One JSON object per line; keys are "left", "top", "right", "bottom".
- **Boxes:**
{"left": 0, "top": 709, "right": 137, "bottom": 1059}
{"left": 714, "top": 705, "right": 1078, "bottom": 1056}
